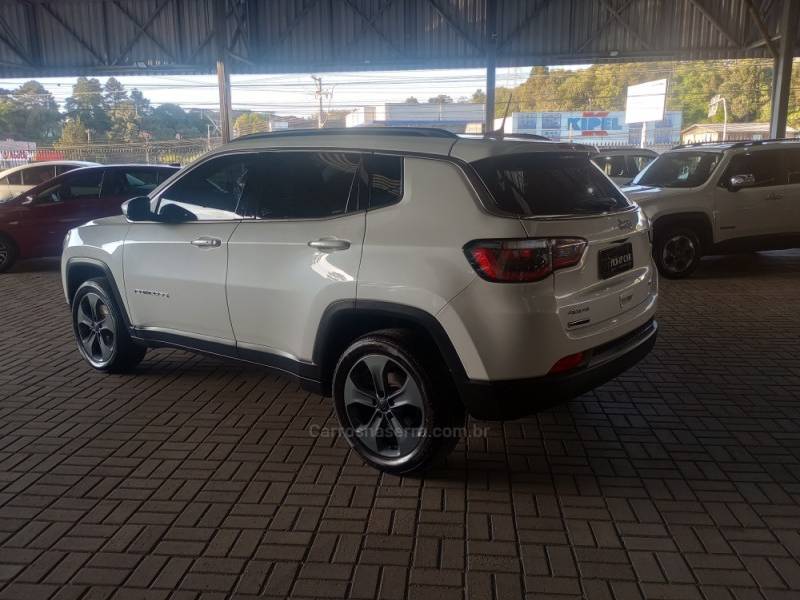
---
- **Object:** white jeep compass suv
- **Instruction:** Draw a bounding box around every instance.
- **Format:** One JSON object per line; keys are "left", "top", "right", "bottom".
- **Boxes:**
{"left": 62, "top": 128, "right": 658, "bottom": 474}
{"left": 624, "top": 139, "right": 800, "bottom": 278}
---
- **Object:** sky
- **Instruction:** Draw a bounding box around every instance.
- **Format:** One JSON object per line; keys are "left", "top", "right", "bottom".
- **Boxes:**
{"left": 0, "top": 65, "right": 587, "bottom": 116}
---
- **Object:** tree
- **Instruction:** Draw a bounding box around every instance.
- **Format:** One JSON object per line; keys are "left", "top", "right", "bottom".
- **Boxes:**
{"left": 427, "top": 94, "right": 453, "bottom": 104}
{"left": 104, "top": 77, "right": 128, "bottom": 107}
{"left": 404, "top": 96, "right": 419, "bottom": 104}
{"left": 470, "top": 89, "right": 486, "bottom": 103}
{"left": 65, "top": 77, "right": 111, "bottom": 136}
{"left": 57, "top": 118, "right": 89, "bottom": 146}
{"left": 233, "top": 112, "right": 268, "bottom": 136}
{"left": 143, "top": 103, "right": 206, "bottom": 140}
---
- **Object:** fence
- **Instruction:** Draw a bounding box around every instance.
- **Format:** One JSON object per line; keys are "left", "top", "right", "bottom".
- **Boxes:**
{"left": 33, "top": 138, "right": 222, "bottom": 167}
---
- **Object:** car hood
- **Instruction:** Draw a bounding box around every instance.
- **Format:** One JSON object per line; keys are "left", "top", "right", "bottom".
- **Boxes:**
{"left": 84, "top": 214, "right": 128, "bottom": 226}
{"left": 620, "top": 185, "right": 692, "bottom": 203}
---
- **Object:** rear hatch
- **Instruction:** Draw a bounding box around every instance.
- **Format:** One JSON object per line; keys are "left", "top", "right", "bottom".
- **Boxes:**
{"left": 470, "top": 151, "right": 655, "bottom": 335}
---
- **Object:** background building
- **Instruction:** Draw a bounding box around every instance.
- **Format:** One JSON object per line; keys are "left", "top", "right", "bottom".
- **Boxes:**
{"left": 680, "top": 122, "right": 798, "bottom": 143}
{"left": 501, "top": 110, "right": 683, "bottom": 146}
{"left": 346, "top": 103, "right": 485, "bottom": 132}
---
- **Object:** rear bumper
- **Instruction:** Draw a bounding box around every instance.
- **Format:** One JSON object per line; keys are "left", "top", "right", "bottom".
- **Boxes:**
{"left": 457, "top": 319, "right": 657, "bottom": 420}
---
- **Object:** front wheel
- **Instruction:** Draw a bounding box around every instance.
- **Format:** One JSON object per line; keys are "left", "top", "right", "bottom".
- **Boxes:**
{"left": 654, "top": 227, "right": 701, "bottom": 279}
{"left": 72, "top": 278, "right": 146, "bottom": 372}
{"left": 332, "top": 329, "right": 464, "bottom": 475}
{"left": 0, "top": 234, "right": 17, "bottom": 273}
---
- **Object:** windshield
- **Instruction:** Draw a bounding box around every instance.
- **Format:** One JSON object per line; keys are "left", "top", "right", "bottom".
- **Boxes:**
{"left": 472, "top": 153, "right": 631, "bottom": 216}
{"left": 633, "top": 151, "right": 722, "bottom": 188}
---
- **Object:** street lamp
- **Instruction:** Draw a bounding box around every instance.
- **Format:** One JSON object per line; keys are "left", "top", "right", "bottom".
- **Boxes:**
{"left": 708, "top": 95, "right": 728, "bottom": 142}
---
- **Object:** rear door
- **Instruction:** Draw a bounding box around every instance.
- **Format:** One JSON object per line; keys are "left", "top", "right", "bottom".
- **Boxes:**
{"left": 226, "top": 150, "right": 367, "bottom": 364}
{"left": 23, "top": 169, "right": 104, "bottom": 256}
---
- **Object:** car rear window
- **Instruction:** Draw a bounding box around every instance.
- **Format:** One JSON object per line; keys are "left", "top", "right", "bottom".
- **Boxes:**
{"left": 471, "top": 153, "right": 630, "bottom": 217}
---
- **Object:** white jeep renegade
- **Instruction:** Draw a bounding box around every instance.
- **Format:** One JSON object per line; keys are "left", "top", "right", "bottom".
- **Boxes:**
{"left": 624, "top": 139, "right": 800, "bottom": 278}
{"left": 62, "top": 128, "right": 658, "bottom": 474}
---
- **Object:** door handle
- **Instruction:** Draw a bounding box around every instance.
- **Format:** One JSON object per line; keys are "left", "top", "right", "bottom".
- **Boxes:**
{"left": 191, "top": 237, "right": 222, "bottom": 248}
{"left": 308, "top": 238, "right": 351, "bottom": 251}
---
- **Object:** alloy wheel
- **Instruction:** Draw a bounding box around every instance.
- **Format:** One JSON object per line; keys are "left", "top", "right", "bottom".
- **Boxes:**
{"left": 0, "top": 240, "right": 8, "bottom": 268}
{"left": 343, "top": 354, "right": 426, "bottom": 459}
{"left": 76, "top": 292, "right": 116, "bottom": 366}
{"left": 661, "top": 234, "right": 696, "bottom": 275}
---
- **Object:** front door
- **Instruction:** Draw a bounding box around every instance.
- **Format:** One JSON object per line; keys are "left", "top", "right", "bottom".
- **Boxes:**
{"left": 123, "top": 154, "right": 250, "bottom": 344}
{"left": 715, "top": 149, "right": 788, "bottom": 242}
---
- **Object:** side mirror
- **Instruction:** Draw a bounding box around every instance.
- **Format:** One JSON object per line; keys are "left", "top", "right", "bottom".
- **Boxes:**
{"left": 728, "top": 173, "right": 756, "bottom": 192}
{"left": 121, "top": 196, "right": 155, "bottom": 221}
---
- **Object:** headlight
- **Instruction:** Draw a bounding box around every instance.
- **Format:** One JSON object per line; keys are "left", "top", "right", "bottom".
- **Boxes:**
{"left": 63, "top": 232, "right": 70, "bottom": 250}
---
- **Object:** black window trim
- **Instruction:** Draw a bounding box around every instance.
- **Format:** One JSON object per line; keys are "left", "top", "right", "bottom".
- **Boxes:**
{"left": 363, "top": 152, "right": 405, "bottom": 212}
{"left": 718, "top": 148, "right": 788, "bottom": 190}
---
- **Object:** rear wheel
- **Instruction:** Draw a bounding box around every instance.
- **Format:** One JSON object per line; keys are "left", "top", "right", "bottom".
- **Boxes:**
{"left": 72, "top": 278, "right": 146, "bottom": 372}
{"left": 0, "top": 234, "right": 17, "bottom": 273}
{"left": 654, "top": 227, "right": 701, "bottom": 279}
{"left": 332, "top": 329, "right": 464, "bottom": 475}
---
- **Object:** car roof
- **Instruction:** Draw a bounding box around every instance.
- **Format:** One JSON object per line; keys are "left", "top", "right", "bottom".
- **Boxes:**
{"left": 669, "top": 138, "right": 800, "bottom": 152}
{"left": 0, "top": 160, "right": 98, "bottom": 178}
{"left": 219, "top": 127, "right": 592, "bottom": 163}
{"left": 592, "top": 147, "right": 658, "bottom": 157}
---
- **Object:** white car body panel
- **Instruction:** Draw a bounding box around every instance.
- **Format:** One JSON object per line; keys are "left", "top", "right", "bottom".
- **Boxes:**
{"left": 0, "top": 161, "right": 99, "bottom": 202}
{"left": 123, "top": 221, "right": 240, "bottom": 341}
{"left": 227, "top": 212, "right": 366, "bottom": 362}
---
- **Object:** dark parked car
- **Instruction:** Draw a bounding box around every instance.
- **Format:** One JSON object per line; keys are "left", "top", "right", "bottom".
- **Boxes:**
{"left": 0, "top": 164, "right": 178, "bottom": 272}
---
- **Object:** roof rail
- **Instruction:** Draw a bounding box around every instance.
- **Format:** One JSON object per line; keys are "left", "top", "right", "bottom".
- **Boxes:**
{"left": 234, "top": 126, "right": 459, "bottom": 142}
{"left": 671, "top": 137, "right": 800, "bottom": 150}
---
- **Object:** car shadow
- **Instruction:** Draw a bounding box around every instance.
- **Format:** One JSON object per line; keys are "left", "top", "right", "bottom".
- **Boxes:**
{"left": 690, "top": 249, "right": 800, "bottom": 279}
{"left": 8, "top": 257, "right": 61, "bottom": 273}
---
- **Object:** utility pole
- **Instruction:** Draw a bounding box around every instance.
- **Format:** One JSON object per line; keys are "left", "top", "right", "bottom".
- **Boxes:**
{"left": 311, "top": 75, "right": 332, "bottom": 129}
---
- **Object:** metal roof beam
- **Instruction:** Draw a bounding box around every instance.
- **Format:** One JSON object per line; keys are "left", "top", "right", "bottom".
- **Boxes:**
{"left": 110, "top": 0, "right": 177, "bottom": 65}
{"left": 498, "top": 0, "right": 553, "bottom": 52}
{"left": 343, "top": 0, "right": 402, "bottom": 55}
{"left": 595, "top": 0, "right": 651, "bottom": 50}
{"left": 687, "top": 0, "right": 742, "bottom": 48}
{"left": 428, "top": 0, "right": 483, "bottom": 53}
{"left": 577, "top": 0, "right": 638, "bottom": 52}
{"left": 744, "top": 0, "right": 777, "bottom": 57}
{"left": 40, "top": 2, "right": 106, "bottom": 64}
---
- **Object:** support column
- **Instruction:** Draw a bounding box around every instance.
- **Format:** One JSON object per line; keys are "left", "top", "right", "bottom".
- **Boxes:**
{"left": 214, "top": 0, "right": 232, "bottom": 143}
{"left": 217, "top": 59, "right": 232, "bottom": 143}
{"left": 484, "top": 0, "right": 497, "bottom": 135}
{"left": 769, "top": 0, "right": 799, "bottom": 139}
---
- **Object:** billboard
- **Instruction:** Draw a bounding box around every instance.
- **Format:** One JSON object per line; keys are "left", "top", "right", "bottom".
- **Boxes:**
{"left": 625, "top": 79, "right": 667, "bottom": 124}
{"left": 508, "top": 110, "right": 682, "bottom": 145}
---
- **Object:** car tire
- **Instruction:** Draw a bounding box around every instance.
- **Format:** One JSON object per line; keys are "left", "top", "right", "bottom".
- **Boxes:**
{"left": 0, "top": 233, "right": 18, "bottom": 273}
{"left": 654, "top": 227, "right": 701, "bottom": 279}
{"left": 332, "top": 329, "right": 465, "bottom": 475}
{"left": 72, "top": 278, "right": 146, "bottom": 373}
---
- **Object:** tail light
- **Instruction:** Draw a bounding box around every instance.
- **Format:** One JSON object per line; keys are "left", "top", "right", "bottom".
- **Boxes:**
{"left": 464, "top": 238, "right": 587, "bottom": 283}
{"left": 548, "top": 351, "right": 587, "bottom": 374}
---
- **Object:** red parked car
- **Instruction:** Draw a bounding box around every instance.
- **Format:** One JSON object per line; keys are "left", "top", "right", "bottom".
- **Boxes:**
{"left": 0, "top": 164, "right": 178, "bottom": 272}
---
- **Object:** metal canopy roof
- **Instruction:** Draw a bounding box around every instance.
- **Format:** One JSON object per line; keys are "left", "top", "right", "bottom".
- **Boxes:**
{"left": 0, "top": 0, "right": 795, "bottom": 77}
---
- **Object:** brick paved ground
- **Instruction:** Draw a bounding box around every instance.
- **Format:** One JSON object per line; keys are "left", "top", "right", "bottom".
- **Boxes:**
{"left": 0, "top": 252, "right": 799, "bottom": 600}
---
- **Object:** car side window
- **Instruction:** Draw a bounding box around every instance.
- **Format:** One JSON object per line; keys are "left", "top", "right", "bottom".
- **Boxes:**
{"left": 102, "top": 169, "right": 162, "bottom": 198}
{"left": 363, "top": 154, "right": 403, "bottom": 210}
{"left": 34, "top": 170, "right": 103, "bottom": 204}
{"left": 56, "top": 165, "right": 80, "bottom": 176}
{"left": 238, "top": 152, "right": 360, "bottom": 220}
{"left": 23, "top": 165, "right": 56, "bottom": 186}
{"left": 158, "top": 154, "right": 253, "bottom": 220}
{"left": 593, "top": 155, "right": 628, "bottom": 178}
{"left": 722, "top": 150, "right": 784, "bottom": 188}
{"left": 4, "top": 171, "right": 22, "bottom": 185}
{"left": 629, "top": 155, "right": 654, "bottom": 174}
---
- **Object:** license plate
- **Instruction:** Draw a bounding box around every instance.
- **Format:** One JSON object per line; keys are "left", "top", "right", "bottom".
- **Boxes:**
{"left": 599, "top": 243, "right": 633, "bottom": 279}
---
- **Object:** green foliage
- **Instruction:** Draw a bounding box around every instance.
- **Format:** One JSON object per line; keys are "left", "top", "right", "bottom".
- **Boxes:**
{"left": 492, "top": 60, "right": 786, "bottom": 130}
{"left": 57, "top": 118, "right": 89, "bottom": 146}
{"left": 427, "top": 94, "right": 453, "bottom": 104}
{"left": 404, "top": 96, "right": 419, "bottom": 104}
{"left": 233, "top": 112, "right": 268, "bottom": 136}
{"left": 64, "top": 77, "right": 111, "bottom": 136}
